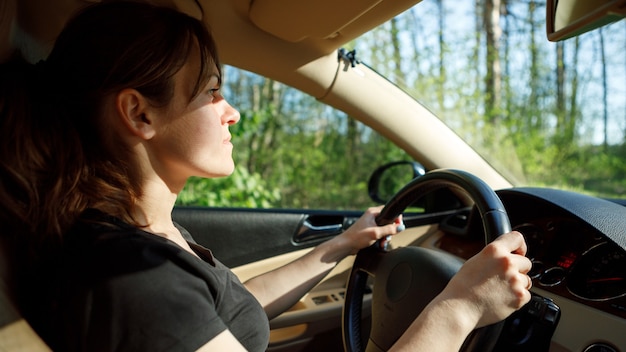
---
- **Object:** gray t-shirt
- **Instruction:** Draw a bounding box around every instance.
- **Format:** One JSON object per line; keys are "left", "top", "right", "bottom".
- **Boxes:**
{"left": 34, "top": 210, "right": 270, "bottom": 351}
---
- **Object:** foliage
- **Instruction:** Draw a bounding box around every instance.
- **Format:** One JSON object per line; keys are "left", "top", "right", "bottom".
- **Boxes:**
{"left": 176, "top": 166, "right": 280, "bottom": 208}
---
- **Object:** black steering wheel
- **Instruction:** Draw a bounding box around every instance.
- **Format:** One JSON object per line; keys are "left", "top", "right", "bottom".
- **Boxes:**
{"left": 342, "top": 169, "right": 511, "bottom": 352}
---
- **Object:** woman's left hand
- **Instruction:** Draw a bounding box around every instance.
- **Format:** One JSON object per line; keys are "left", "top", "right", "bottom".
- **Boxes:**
{"left": 333, "top": 205, "right": 404, "bottom": 256}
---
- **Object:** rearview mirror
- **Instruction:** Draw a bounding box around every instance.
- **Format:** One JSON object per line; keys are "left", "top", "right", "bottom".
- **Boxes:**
{"left": 546, "top": 0, "right": 626, "bottom": 42}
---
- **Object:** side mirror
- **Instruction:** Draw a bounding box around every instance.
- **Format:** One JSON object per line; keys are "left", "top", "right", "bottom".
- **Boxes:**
{"left": 546, "top": 0, "right": 626, "bottom": 42}
{"left": 368, "top": 161, "right": 425, "bottom": 204}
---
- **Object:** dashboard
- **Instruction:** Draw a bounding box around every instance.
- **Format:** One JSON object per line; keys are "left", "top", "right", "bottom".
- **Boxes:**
{"left": 435, "top": 187, "right": 626, "bottom": 351}
{"left": 517, "top": 218, "right": 626, "bottom": 318}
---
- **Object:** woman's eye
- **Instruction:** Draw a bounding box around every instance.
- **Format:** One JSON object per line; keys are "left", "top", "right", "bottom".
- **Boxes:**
{"left": 208, "top": 87, "right": 221, "bottom": 98}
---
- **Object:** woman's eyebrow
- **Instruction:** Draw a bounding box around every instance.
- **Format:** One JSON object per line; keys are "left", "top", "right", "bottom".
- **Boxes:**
{"left": 209, "top": 73, "right": 221, "bottom": 85}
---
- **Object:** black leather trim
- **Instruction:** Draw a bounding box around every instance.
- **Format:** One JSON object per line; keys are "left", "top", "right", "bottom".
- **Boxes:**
{"left": 497, "top": 187, "right": 626, "bottom": 251}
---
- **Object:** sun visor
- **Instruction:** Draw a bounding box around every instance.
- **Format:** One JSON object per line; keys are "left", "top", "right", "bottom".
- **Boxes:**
{"left": 248, "top": 0, "right": 383, "bottom": 42}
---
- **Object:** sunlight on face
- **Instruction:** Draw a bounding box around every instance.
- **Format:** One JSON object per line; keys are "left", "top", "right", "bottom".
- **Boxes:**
{"left": 150, "top": 49, "right": 240, "bottom": 189}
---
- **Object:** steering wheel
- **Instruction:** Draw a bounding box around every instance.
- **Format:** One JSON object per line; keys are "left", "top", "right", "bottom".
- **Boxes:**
{"left": 342, "top": 169, "right": 511, "bottom": 352}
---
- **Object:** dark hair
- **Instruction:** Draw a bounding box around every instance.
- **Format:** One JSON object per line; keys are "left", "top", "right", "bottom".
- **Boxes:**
{"left": 0, "top": 1, "right": 220, "bottom": 241}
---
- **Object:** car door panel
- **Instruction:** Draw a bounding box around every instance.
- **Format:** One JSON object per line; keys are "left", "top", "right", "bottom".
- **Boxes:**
{"left": 172, "top": 207, "right": 363, "bottom": 268}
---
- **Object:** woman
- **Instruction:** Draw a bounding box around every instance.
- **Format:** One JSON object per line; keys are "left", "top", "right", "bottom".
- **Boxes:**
{"left": 0, "top": 1, "right": 532, "bottom": 351}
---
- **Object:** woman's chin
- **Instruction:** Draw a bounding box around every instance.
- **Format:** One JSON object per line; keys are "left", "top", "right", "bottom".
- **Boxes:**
{"left": 205, "top": 165, "right": 236, "bottom": 178}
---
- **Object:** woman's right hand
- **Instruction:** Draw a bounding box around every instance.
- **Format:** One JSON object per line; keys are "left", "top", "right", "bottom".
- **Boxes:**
{"left": 439, "top": 230, "right": 533, "bottom": 329}
{"left": 390, "top": 231, "right": 532, "bottom": 352}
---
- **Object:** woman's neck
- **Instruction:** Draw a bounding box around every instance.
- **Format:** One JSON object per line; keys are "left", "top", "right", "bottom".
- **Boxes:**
{"left": 132, "top": 179, "right": 201, "bottom": 258}
{"left": 133, "top": 175, "right": 180, "bottom": 233}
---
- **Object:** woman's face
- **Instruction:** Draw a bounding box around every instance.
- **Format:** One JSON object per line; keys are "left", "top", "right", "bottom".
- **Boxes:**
{"left": 148, "top": 55, "right": 240, "bottom": 186}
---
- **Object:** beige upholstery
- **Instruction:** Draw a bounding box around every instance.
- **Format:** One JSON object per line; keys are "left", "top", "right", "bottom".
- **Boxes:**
{"left": 0, "top": 319, "right": 51, "bottom": 352}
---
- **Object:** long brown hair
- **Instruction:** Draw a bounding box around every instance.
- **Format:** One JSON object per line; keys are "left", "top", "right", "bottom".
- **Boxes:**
{"left": 0, "top": 1, "right": 220, "bottom": 241}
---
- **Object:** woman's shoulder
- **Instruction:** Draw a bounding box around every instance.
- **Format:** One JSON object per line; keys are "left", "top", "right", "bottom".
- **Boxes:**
{"left": 63, "top": 210, "right": 235, "bottom": 285}
{"left": 63, "top": 210, "right": 192, "bottom": 280}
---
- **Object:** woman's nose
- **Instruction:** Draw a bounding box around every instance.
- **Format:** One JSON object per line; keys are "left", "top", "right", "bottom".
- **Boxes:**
{"left": 221, "top": 100, "right": 240, "bottom": 125}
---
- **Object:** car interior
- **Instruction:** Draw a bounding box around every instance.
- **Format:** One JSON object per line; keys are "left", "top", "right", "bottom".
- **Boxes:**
{"left": 1, "top": 0, "right": 626, "bottom": 351}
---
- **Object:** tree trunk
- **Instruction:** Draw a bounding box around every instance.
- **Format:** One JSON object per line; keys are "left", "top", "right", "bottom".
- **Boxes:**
{"left": 568, "top": 37, "right": 580, "bottom": 145}
{"left": 502, "top": 0, "right": 511, "bottom": 121}
{"left": 390, "top": 17, "right": 403, "bottom": 83}
{"left": 556, "top": 42, "right": 565, "bottom": 114}
{"left": 483, "top": 0, "right": 502, "bottom": 123}
{"left": 472, "top": 0, "right": 482, "bottom": 106}
{"left": 527, "top": 0, "right": 539, "bottom": 121}
{"left": 437, "top": 0, "right": 446, "bottom": 110}
{"left": 599, "top": 28, "right": 608, "bottom": 150}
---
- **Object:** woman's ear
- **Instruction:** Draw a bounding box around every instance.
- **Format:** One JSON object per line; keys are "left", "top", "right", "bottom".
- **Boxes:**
{"left": 115, "top": 88, "right": 156, "bottom": 140}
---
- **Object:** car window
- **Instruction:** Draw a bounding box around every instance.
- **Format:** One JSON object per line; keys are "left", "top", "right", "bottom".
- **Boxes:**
{"left": 177, "top": 66, "right": 410, "bottom": 210}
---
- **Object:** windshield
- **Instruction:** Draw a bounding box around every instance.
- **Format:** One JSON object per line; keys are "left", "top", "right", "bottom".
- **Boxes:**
{"left": 347, "top": 2, "right": 626, "bottom": 198}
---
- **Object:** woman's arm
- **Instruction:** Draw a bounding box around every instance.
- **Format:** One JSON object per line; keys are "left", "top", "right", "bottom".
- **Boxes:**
{"left": 244, "top": 206, "right": 402, "bottom": 319}
{"left": 196, "top": 330, "right": 248, "bottom": 352}
{"left": 390, "top": 231, "right": 532, "bottom": 351}
{"left": 244, "top": 209, "right": 531, "bottom": 350}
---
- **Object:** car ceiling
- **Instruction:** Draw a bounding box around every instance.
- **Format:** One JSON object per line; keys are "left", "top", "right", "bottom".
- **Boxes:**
{"left": 2, "top": 0, "right": 512, "bottom": 189}
{"left": 4, "top": 0, "right": 421, "bottom": 90}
